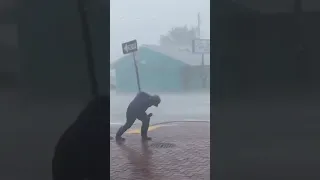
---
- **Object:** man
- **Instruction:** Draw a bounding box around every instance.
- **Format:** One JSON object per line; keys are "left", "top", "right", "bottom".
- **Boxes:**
{"left": 116, "top": 91, "right": 161, "bottom": 141}
{"left": 52, "top": 96, "right": 110, "bottom": 180}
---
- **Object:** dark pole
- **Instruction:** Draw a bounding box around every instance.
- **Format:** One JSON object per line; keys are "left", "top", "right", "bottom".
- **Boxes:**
{"left": 132, "top": 52, "right": 141, "bottom": 92}
{"left": 77, "top": 0, "right": 99, "bottom": 97}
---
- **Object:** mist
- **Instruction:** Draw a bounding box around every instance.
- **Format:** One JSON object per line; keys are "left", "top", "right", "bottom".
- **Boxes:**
{"left": 110, "top": 0, "right": 210, "bottom": 61}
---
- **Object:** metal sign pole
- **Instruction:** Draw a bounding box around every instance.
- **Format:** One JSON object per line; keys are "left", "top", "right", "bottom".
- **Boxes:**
{"left": 132, "top": 52, "right": 141, "bottom": 92}
{"left": 201, "top": 53, "right": 206, "bottom": 88}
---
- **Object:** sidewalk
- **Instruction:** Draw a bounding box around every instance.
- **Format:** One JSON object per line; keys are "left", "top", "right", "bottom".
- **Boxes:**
{"left": 110, "top": 121, "right": 210, "bottom": 180}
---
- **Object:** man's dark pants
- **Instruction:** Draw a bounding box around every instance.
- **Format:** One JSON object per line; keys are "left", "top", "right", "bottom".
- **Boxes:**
{"left": 116, "top": 111, "right": 150, "bottom": 138}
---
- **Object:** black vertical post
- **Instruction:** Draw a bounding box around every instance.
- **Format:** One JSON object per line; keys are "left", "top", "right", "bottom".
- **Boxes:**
{"left": 132, "top": 52, "right": 141, "bottom": 92}
{"left": 77, "top": 0, "right": 99, "bottom": 97}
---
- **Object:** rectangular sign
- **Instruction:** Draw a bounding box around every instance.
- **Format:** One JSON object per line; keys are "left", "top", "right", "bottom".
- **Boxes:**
{"left": 122, "top": 39, "right": 138, "bottom": 54}
{"left": 192, "top": 39, "right": 210, "bottom": 54}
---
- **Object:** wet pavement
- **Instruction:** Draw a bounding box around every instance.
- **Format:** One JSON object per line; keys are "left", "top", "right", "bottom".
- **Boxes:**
{"left": 110, "top": 121, "right": 210, "bottom": 180}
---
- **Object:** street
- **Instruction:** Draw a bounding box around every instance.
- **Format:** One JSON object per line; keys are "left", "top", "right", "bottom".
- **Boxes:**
{"left": 110, "top": 121, "right": 210, "bottom": 180}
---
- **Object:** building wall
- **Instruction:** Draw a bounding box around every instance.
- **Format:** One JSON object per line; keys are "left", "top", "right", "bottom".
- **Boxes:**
{"left": 181, "top": 65, "right": 210, "bottom": 91}
{"left": 140, "top": 66, "right": 182, "bottom": 92}
{"left": 115, "top": 65, "right": 139, "bottom": 92}
{"left": 114, "top": 47, "right": 186, "bottom": 92}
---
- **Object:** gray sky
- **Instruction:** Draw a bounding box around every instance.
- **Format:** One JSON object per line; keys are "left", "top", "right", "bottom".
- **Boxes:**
{"left": 110, "top": 0, "right": 210, "bottom": 62}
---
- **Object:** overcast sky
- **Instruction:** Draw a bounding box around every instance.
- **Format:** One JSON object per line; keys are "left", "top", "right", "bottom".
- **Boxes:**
{"left": 110, "top": 0, "right": 210, "bottom": 62}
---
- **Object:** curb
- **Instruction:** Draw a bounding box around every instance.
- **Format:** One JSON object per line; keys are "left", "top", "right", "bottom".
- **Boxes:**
{"left": 150, "top": 120, "right": 210, "bottom": 126}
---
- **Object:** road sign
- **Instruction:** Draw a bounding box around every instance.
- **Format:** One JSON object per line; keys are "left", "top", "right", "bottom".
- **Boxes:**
{"left": 192, "top": 39, "right": 210, "bottom": 54}
{"left": 121, "top": 39, "right": 141, "bottom": 92}
{"left": 122, "top": 39, "right": 138, "bottom": 54}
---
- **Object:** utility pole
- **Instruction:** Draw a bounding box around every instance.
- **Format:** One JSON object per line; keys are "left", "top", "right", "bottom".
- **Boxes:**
{"left": 197, "top": 13, "right": 206, "bottom": 89}
{"left": 197, "top": 12, "right": 201, "bottom": 38}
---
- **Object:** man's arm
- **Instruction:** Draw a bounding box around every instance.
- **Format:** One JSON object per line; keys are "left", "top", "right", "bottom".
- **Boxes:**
{"left": 138, "top": 112, "right": 152, "bottom": 121}
{"left": 144, "top": 112, "right": 152, "bottom": 118}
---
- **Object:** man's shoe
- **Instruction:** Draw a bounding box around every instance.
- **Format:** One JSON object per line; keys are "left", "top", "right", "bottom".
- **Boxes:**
{"left": 142, "top": 136, "right": 152, "bottom": 141}
{"left": 116, "top": 136, "right": 125, "bottom": 141}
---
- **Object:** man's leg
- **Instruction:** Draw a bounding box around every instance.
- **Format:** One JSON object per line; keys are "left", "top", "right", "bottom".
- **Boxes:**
{"left": 115, "top": 117, "right": 135, "bottom": 141}
{"left": 141, "top": 118, "right": 152, "bottom": 141}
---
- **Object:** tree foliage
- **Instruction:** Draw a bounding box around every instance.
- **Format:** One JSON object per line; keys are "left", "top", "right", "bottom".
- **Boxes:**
{"left": 159, "top": 25, "right": 198, "bottom": 47}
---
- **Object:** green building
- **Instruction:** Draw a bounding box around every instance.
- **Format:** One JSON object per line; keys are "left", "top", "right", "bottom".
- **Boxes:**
{"left": 111, "top": 45, "right": 210, "bottom": 93}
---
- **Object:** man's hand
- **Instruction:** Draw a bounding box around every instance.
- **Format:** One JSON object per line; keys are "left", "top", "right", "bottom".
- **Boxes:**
{"left": 147, "top": 113, "right": 153, "bottom": 118}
